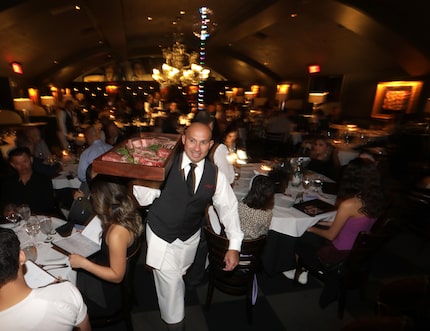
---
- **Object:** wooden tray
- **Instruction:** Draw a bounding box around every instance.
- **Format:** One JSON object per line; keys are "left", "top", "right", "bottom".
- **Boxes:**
{"left": 92, "top": 133, "right": 181, "bottom": 184}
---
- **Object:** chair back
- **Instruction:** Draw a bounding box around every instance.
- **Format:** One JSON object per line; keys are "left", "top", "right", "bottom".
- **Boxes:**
{"left": 0, "top": 110, "right": 22, "bottom": 124}
{"left": 342, "top": 231, "right": 386, "bottom": 279}
{"left": 204, "top": 225, "right": 266, "bottom": 296}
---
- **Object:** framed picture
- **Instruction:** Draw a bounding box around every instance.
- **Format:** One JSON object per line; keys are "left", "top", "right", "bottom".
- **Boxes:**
{"left": 371, "top": 81, "right": 423, "bottom": 119}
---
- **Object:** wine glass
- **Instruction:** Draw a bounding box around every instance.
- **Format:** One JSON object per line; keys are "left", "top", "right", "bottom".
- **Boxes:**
{"left": 17, "top": 204, "right": 31, "bottom": 223}
{"left": 39, "top": 217, "right": 54, "bottom": 242}
{"left": 302, "top": 176, "right": 311, "bottom": 190}
{"left": 4, "top": 203, "right": 21, "bottom": 227}
{"left": 22, "top": 244, "right": 37, "bottom": 262}
{"left": 312, "top": 178, "right": 323, "bottom": 192}
{"left": 25, "top": 217, "right": 40, "bottom": 245}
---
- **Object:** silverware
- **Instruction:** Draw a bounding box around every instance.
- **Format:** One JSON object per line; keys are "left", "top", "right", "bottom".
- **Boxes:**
{"left": 38, "top": 263, "right": 68, "bottom": 269}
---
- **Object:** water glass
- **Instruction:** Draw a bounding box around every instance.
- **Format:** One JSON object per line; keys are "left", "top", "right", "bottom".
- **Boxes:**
{"left": 39, "top": 217, "right": 54, "bottom": 242}
{"left": 22, "top": 245, "right": 38, "bottom": 262}
{"left": 4, "top": 204, "right": 21, "bottom": 227}
{"left": 312, "top": 179, "right": 323, "bottom": 192}
{"left": 25, "top": 217, "right": 40, "bottom": 244}
{"left": 17, "top": 204, "right": 31, "bottom": 222}
{"left": 302, "top": 177, "right": 311, "bottom": 190}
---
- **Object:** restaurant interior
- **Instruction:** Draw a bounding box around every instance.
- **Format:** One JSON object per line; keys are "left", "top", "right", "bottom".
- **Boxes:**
{"left": 0, "top": 1, "right": 429, "bottom": 330}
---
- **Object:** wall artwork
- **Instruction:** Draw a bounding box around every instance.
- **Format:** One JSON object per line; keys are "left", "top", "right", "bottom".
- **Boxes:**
{"left": 371, "top": 81, "right": 423, "bottom": 119}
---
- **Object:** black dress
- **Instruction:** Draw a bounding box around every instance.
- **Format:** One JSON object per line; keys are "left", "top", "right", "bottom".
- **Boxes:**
{"left": 77, "top": 232, "right": 139, "bottom": 317}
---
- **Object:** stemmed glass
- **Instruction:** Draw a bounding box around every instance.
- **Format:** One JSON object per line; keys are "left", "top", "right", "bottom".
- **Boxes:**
{"left": 39, "top": 217, "right": 55, "bottom": 242}
{"left": 25, "top": 217, "right": 41, "bottom": 245}
{"left": 17, "top": 204, "right": 31, "bottom": 223}
{"left": 22, "top": 245, "right": 38, "bottom": 262}
{"left": 4, "top": 204, "right": 21, "bottom": 228}
{"left": 311, "top": 178, "right": 323, "bottom": 192}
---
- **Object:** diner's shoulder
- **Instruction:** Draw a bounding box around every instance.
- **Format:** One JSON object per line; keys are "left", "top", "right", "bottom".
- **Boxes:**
{"left": 34, "top": 280, "right": 83, "bottom": 301}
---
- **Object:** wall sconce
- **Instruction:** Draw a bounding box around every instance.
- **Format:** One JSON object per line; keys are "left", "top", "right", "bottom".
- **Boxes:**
{"left": 106, "top": 85, "right": 119, "bottom": 94}
{"left": 308, "top": 92, "right": 328, "bottom": 112}
{"left": 28, "top": 88, "right": 39, "bottom": 104}
{"left": 11, "top": 62, "right": 23, "bottom": 74}
{"left": 250, "top": 85, "right": 259, "bottom": 96}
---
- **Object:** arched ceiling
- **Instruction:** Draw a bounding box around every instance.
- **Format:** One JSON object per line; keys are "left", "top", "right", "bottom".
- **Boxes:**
{"left": 0, "top": 0, "right": 429, "bottom": 89}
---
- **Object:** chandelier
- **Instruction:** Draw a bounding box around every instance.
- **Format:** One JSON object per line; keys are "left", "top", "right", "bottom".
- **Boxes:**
{"left": 152, "top": 41, "right": 210, "bottom": 86}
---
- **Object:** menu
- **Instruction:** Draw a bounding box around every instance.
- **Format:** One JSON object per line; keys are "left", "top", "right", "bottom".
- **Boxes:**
{"left": 293, "top": 199, "right": 335, "bottom": 217}
{"left": 52, "top": 216, "right": 102, "bottom": 257}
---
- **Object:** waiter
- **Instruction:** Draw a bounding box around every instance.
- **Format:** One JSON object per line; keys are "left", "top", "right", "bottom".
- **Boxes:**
{"left": 134, "top": 122, "right": 243, "bottom": 330}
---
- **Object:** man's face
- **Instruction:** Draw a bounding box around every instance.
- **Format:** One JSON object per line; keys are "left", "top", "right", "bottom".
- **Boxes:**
{"left": 182, "top": 123, "right": 213, "bottom": 163}
{"left": 10, "top": 153, "right": 33, "bottom": 177}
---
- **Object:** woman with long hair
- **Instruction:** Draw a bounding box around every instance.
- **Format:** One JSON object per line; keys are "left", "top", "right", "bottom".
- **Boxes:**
{"left": 239, "top": 175, "right": 275, "bottom": 239}
{"left": 285, "top": 158, "right": 385, "bottom": 286}
{"left": 69, "top": 175, "right": 143, "bottom": 316}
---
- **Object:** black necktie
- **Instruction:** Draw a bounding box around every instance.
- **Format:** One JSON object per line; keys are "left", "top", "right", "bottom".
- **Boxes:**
{"left": 186, "top": 163, "right": 197, "bottom": 195}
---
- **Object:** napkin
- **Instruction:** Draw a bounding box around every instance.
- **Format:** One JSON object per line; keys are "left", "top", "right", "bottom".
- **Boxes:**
{"left": 133, "top": 185, "right": 161, "bottom": 206}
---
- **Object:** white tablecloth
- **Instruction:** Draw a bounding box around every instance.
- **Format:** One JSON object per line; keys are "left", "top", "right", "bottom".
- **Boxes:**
{"left": 1, "top": 216, "right": 77, "bottom": 286}
{"left": 233, "top": 163, "right": 337, "bottom": 237}
{"left": 52, "top": 162, "right": 81, "bottom": 189}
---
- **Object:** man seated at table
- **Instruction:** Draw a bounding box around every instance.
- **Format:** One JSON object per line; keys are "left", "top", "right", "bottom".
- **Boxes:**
{"left": 0, "top": 228, "right": 91, "bottom": 331}
{"left": 0, "top": 147, "right": 57, "bottom": 216}
{"left": 77, "top": 125, "right": 112, "bottom": 183}
{"left": 14, "top": 130, "right": 61, "bottom": 178}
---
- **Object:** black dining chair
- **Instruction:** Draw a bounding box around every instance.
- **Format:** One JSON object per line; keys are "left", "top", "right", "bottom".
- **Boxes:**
{"left": 204, "top": 225, "right": 266, "bottom": 323}
{"left": 89, "top": 237, "right": 142, "bottom": 331}
{"left": 294, "top": 230, "right": 389, "bottom": 318}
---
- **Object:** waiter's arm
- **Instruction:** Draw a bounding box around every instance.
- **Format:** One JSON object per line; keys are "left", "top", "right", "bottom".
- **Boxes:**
{"left": 212, "top": 171, "right": 244, "bottom": 252}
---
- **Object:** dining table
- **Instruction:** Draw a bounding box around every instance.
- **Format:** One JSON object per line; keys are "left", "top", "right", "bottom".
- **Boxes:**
{"left": 232, "top": 162, "right": 338, "bottom": 275}
{"left": 234, "top": 163, "right": 337, "bottom": 236}
{"left": 52, "top": 160, "right": 81, "bottom": 190}
{"left": 0, "top": 216, "right": 77, "bottom": 288}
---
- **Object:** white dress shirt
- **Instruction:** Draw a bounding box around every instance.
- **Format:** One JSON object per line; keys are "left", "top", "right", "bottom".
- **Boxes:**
{"left": 134, "top": 152, "right": 243, "bottom": 251}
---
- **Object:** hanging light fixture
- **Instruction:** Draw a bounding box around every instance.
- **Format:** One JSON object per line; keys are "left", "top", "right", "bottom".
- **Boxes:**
{"left": 152, "top": 7, "right": 214, "bottom": 111}
{"left": 151, "top": 40, "right": 210, "bottom": 86}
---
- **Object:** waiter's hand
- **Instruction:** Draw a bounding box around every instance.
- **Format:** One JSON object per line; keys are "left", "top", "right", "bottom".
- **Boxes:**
{"left": 223, "top": 250, "right": 239, "bottom": 271}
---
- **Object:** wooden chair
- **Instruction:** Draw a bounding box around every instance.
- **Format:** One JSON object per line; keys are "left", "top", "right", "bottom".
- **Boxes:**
{"left": 89, "top": 237, "right": 142, "bottom": 331}
{"left": 204, "top": 225, "right": 266, "bottom": 322}
{"left": 295, "top": 231, "right": 388, "bottom": 318}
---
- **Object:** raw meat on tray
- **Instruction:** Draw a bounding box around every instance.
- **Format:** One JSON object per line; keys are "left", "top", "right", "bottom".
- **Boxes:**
{"left": 101, "top": 137, "right": 177, "bottom": 167}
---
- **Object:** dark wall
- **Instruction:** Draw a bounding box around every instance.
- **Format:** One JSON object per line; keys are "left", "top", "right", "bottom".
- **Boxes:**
{"left": 340, "top": 71, "right": 430, "bottom": 127}
{"left": 0, "top": 77, "right": 14, "bottom": 110}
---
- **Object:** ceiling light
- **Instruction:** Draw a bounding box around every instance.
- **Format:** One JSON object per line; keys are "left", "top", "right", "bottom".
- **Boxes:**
{"left": 152, "top": 41, "right": 210, "bottom": 86}
{"left": 147, "top": 16, "right": 153, "bottom": 21}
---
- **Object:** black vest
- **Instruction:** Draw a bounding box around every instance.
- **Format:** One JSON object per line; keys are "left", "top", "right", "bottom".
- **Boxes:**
{"left": 147, "top": 153, "right": 217, "bottom": 243}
